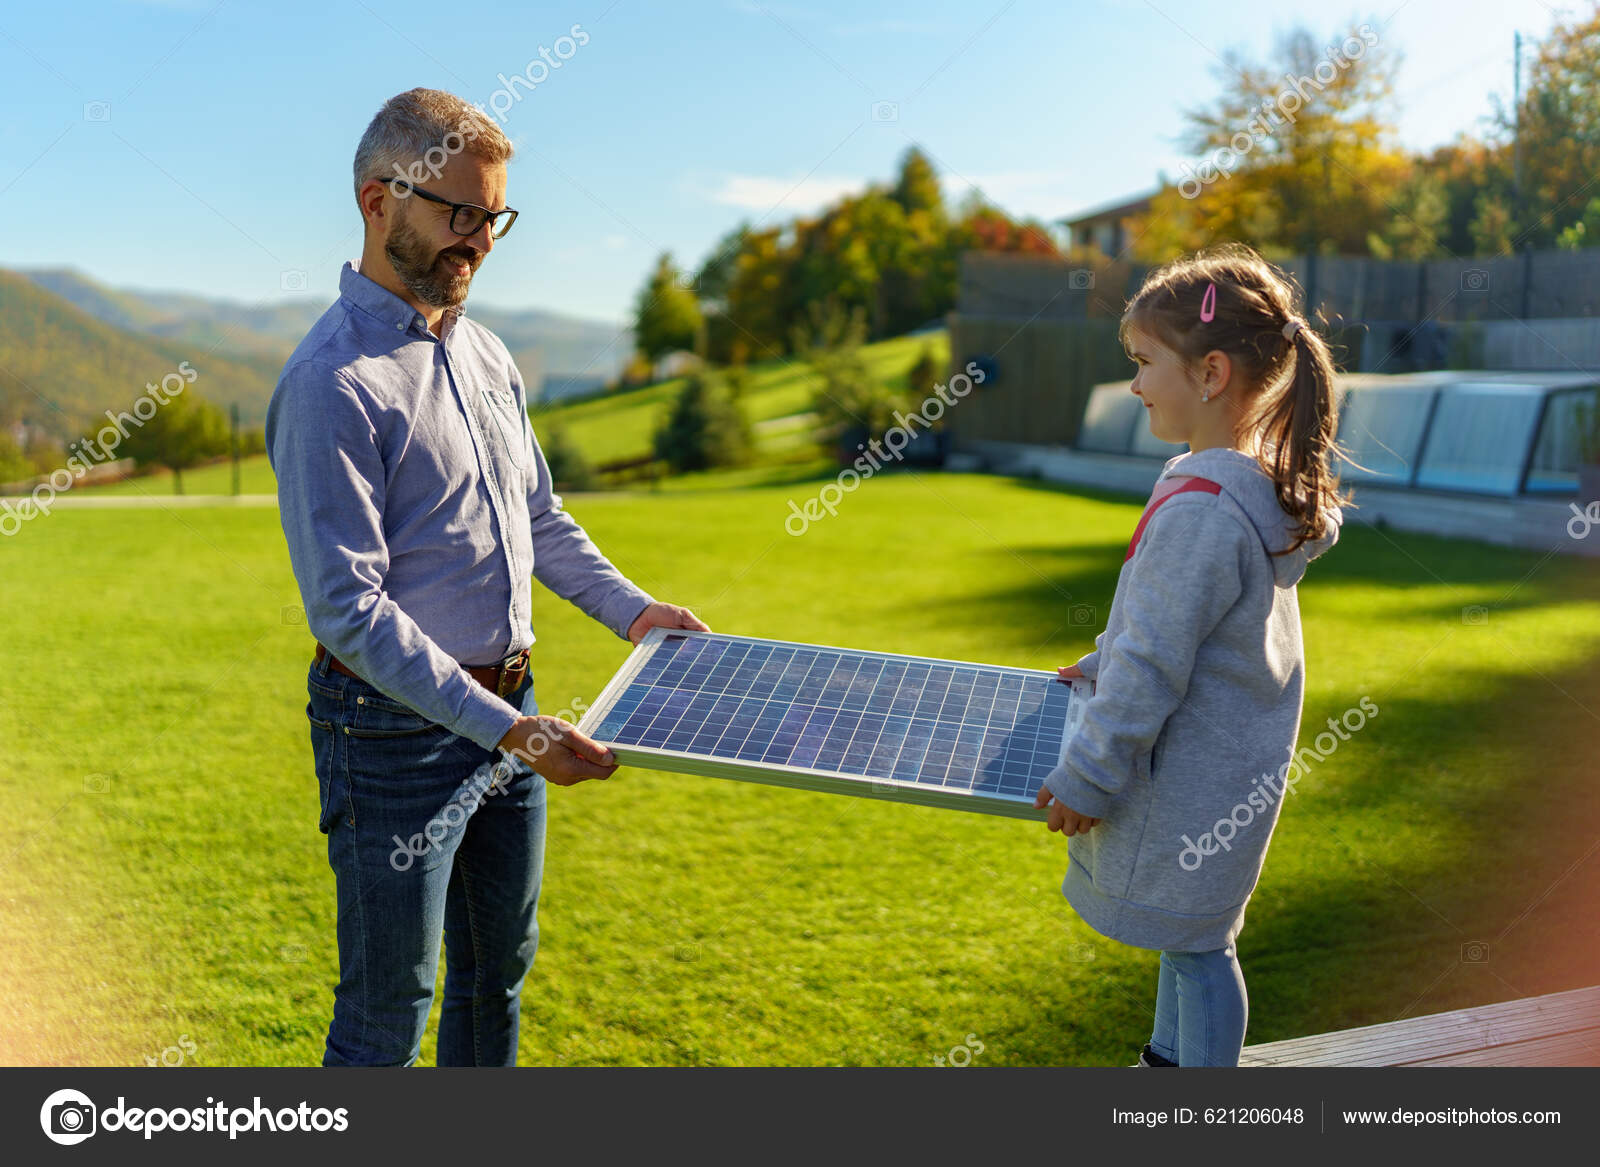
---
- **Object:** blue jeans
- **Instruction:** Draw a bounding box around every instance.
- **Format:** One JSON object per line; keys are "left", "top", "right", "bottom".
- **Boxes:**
{"left": 305, "top": 652, "right": 546, "bottom": 1067}
{"left": 1148, "top": 943, "right": 1248, "bottom": 1067}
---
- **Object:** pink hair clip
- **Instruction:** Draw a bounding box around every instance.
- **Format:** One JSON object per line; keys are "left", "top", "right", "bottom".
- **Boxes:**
{"left": 1200, "top": 282, "right": 1217, "bottom": 323}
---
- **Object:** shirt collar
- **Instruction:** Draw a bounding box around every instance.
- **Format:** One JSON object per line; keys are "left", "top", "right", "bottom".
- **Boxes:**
{"left": 340, "top": 258, "right": 464, "bottom": 341}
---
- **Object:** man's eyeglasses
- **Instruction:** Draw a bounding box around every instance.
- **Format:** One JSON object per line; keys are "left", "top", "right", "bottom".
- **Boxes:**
{"left": 383, "top": 177, "right": 518, "bottom": 239}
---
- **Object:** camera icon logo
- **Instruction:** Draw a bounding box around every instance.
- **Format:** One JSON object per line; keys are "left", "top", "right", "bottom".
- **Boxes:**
{"left": 280, "top": 270, "right": 308, "bottom": 292}
{"left": 40, "top": 1088, "right": 97, "bottom": 1145}
{"left": 1460, "top": 269, "right": 1489, "bottom": 293}
{"left": 1068, "top": 269, "right": 1096, "bottom": 291}
{"left": 83, "top": 102, "right": 111, "bottom": 122}
{"left": 1461, "top": 605, "right": 1489, "bottom": 626}
{"left": 871, "top": 100, "right": 899, "bottom": 122}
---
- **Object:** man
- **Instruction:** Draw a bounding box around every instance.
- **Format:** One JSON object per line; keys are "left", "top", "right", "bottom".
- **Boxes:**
{"left": 266, "top": 87, "right": 706, "bottom": 1067}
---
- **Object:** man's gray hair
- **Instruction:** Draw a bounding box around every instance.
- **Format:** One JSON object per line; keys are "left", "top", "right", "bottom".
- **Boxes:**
{"left": 352, "top": 88, "right": 513, "bottom": 208}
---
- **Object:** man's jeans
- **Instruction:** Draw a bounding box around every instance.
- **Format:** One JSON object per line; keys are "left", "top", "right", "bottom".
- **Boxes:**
{"left": 305, "top": 651, "right": 546, "bottom": 1066}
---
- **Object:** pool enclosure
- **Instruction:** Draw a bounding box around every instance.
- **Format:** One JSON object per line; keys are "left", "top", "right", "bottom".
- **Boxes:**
{"left": 1076, "top": 372, "right": 1600, "bottom": 498}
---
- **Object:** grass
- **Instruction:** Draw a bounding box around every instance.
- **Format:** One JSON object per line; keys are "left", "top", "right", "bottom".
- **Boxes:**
{"left": 66, "top": 330, "right": 947, "bottom": 501}
{"left": 533, "top": 331, "right": 949, "bottom": 466}
{"left": 2, "top": 466, "right": 1597, "bottom": 1067}
{"left": 69, "top": 455, "right": 277, "bottom": 497}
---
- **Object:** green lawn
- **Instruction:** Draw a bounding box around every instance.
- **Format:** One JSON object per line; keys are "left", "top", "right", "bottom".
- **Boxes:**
{"left": 79, "top": 454, "right": 278, "bottom": 497}
{"left": 68, "top": 331, "right": 948, "bottom": 498}
{"left": 3, "top": 469, "right": 1598, "bottom": 1066}
{"left": 533, "top": 332, "right": 949, "bottom": 466}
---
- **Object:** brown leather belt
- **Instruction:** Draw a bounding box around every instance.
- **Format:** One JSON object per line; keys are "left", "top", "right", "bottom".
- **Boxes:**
{"left": 314, "top": 643, "right": 531, "bottom": 699}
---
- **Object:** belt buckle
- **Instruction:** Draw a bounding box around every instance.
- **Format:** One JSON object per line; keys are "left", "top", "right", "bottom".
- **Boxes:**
{"left": 496, "top": 650, "right": 526, "bottom": 698}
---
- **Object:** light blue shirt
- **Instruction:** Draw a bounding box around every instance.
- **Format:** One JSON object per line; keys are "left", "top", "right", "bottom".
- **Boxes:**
{"left": 266, "top": 259, "right": 653, "bottom": 751}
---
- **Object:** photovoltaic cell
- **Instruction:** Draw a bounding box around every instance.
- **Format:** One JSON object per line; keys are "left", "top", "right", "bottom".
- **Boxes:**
{"left": 576, "top": 629, "right": 1094, "bottom": 819}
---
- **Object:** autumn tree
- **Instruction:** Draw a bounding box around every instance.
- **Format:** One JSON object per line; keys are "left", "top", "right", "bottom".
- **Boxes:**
{"left": 1495, "top": 4, "right": 1600, "bottom": 250}
{"left": 1131, "top": 22, "right": 1412, "bottom": 261}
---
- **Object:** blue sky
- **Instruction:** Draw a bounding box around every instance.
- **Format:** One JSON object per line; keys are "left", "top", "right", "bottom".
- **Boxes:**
{"left": 0, "top": 0, "right": 1555, "bottom": 324}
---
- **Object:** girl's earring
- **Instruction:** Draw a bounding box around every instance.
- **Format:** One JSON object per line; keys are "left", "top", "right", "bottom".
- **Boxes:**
{"left": 1201, "top": 391, "right": 1210, "bottom": 403}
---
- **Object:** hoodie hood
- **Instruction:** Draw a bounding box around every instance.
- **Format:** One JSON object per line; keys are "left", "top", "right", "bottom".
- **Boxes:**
{"left": 1157, "top": 447, "right": 1342, "bottom": 588}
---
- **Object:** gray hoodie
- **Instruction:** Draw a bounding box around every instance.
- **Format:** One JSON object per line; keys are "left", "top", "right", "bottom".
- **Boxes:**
{"left": 1042, "top": 446, "right": 1342, "bottom": 952}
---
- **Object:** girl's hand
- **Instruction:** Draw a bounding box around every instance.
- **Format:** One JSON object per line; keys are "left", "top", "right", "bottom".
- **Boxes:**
{"left": 1033, "top": 787, "right": 1100, "bottom": 836}
{"left": 1057, "top": 664, "right": 1085, "bottom": 679}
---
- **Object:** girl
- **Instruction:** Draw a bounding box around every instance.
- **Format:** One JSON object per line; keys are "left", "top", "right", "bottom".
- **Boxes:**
{"left": 1032, "top": 244, "right": 1348, "bottom": 1067}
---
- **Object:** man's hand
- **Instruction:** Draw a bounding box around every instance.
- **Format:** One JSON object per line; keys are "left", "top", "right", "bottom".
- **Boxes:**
{"left": 497, "top": 715, "right": 618, "bottom": 787}
{"left": 1057, "top": 664, "right": 1086, "bottom": 679}
{"left": 1034, "top": 787, "right": 1100, "bottom": 836}
{"left": 627, "top": 601, "right": 710, "bottom": 645}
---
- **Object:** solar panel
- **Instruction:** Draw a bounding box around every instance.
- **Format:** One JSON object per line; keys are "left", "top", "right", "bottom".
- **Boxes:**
{"left": 576, "top": 628, "right": 1095, "bottom": 819}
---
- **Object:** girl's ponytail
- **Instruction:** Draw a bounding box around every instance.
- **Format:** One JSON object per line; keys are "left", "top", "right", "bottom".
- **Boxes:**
{"left": 1259, "top": 317, "right": 1343, "bottom": 553}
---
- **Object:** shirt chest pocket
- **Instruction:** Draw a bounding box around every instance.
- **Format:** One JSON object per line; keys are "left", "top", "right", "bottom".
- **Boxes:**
{"left": 479, "top": 387, "right": 533, "bottom": 482}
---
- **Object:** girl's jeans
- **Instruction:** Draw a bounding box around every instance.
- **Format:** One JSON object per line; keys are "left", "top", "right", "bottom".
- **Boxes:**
{"left": 306, "top": 651, "right": 546, "bottom": 1067}
{"left": 1149, "top": 942, "right": 1248, "bottom": 1066}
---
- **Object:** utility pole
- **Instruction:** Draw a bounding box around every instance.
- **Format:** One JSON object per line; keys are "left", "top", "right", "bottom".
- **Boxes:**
{"left": 230, "top": 402, "right": 241, "bottom": 496}
{"left": 1512, "top": 30, "right": 1523, "bottom": 239}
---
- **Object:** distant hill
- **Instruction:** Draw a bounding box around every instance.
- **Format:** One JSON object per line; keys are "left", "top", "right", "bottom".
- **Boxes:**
{"left": 0, "top": 270, "right": 282, "bottom": 442}
{"left": 16, "top": 267, "right": 633, "bottom": 402}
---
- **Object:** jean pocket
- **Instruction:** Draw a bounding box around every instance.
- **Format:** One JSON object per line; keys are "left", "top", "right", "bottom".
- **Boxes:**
{"left": 348, "top": 691, "right": 445, "bottom": 738}
{"left": 307, "top": 704, "right": 350, "bottom": 834}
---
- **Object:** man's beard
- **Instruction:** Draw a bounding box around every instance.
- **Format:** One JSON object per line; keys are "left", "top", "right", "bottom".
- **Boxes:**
{"left": 385, "top": 210, "right": 479, "bottom": 309}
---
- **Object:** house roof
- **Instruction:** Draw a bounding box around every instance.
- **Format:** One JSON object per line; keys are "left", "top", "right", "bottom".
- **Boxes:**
{"left": 1056, "top": 189, "right": 1159, "bottom": 228}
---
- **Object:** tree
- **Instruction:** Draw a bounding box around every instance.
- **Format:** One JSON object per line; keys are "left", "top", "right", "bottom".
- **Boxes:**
{"left": 721, "top": 226, "right": 795, "bottom": 362}
{"left": 1494, "top": 5, "right": 1600, "bottom": 249}
{"left": 119, "top": 391, "right": 230, "bottom": 494}
{"left": 693, "top": 223, "right": 750, "bottom": 309}
{"left": 701, "top": 148, "right": 1058, "bottom": 358}
{"left": 892, "top": 146, "right": 945, "bottom": 219}
{"left": 792, "top": 298, "right": 914, "bottom": 460}
{"left": 537, "top": 422, "right": 595, "bottom": 491}
{"left": 0, "top": 431, "right": 35, "bottom": 483}
{"left": 1130, "top": 23, "right": 1412, "bottom": 261}
{"left": 906, "top": 344, "right": 942, "bottom": 398}
{"left": 633, "top": 253, "right": 703, "bottom": 376}
{"left": 1367, "top": 164, "right": 1449, "bottom": 260}
{"left": 652, "top": 370, "right": 752, "bottom": 473}
{"left": 1413, "top": 138, "right": 1513, "bottom": 257}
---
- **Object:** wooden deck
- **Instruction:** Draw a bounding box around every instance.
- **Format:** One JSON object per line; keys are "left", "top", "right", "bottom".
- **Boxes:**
{"left": 1240, "top": 986, "right": 1600, "bottom": 1067}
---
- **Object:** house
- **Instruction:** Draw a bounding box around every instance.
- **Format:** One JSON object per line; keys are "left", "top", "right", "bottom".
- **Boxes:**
{"left": 1056, "top": 190, "right": 1156, "bottom": 259}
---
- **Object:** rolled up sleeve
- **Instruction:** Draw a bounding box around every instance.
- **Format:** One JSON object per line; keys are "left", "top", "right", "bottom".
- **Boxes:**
{"left": 268, "top": 360, "right": 522, "bottom": 750}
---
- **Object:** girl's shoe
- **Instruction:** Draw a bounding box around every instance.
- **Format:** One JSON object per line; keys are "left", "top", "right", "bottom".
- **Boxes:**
{"left": 1134, "top": 1043, "right": 1178, "bottom": 1067}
